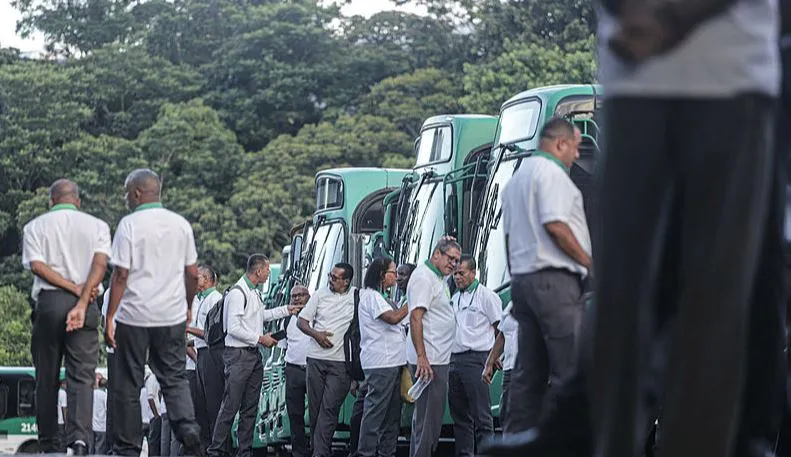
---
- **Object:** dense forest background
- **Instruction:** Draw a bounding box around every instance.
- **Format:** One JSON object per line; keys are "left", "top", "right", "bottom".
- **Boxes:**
{"left": 0, "top": 0, "right": 595, "bottom": 365}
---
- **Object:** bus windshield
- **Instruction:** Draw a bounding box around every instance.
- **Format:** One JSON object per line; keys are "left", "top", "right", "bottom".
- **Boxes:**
{"left": 399, "top": 179, "right": 444, "bottom": 265}
{"left": 495, "top": 100, "right": 541, "bottom": 151}
{"left": 306, "top": 222, "right": 346, "bottom": 294}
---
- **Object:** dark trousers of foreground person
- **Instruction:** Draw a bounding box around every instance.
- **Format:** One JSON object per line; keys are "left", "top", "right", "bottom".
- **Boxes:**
{"left": 111, "top": 322, "right": 201, "bottom": 456}
{"left": 590, "top": 95, "right": 775, "bottom": 457}
{"left": 32, "top": 290, "right": 99, "bottom": 452}
{"left": 106, "top": 351, "right": 116, "bottom": 454}
{"left": 208, "top": 347, "right": 262, "bottom": 457}
{"left": 285, "top": 363, "right": 310, "bottom": 457}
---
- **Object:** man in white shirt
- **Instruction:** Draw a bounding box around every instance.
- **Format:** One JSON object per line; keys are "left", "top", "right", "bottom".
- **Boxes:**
{"left": 208, "top": 254, "right": 296, "bottom": 457}
{"left": 448, "top": 255, "right": 501, "bottom": 457}
{"left": 92, "top": 373, "right": 108, "bottom": 455}
{"left": 277, "top": 285, "right": 311, "bottom": 457}
{"left": 501, "top": 118, "right": 591, "bottom": 431}
{"left": 297, "top": 263, "right": 356, "bottom": 457}
{"left": 104, "top": 169, "right": 203, "bottom": 457}
{"left": 22, "top": 179, "right": 111, "bottom": 455}
{"left": 406, "top": 239, "right": 460, "bottom": 457}
{"left": 187, "top": 265, "right": 223, "bottom": 448}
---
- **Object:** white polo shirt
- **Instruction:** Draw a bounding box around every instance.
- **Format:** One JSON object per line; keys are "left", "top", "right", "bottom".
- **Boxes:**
{"left": 145, "top": 374, "right": 161, "bottom": 416}
{"left": 22, "top": 204, "right": 112, "bottom": 301}
{"left": 110, "top": 203, "right": 198, "bottom": 327}
{"left": 278, "top": 315, "right": 311, "bottom": 366}
{"left": 498, "top": 302, "right": 519, "bottom": 371}
{"left": 101, "top": 289, "right": 116, "bottom": 355}
{"left": 451, "top": 280, "right": 502, "bottom": 353}
{"left": 359, "top": 289, "right": 406, "bottom": 370}
{"left": 502, "top": 152, "right": 591, "bottom": 277}
{"left": 406, "top": 261, "right": 456, "bottom": 366}
{"left": 57, "top": 388, "right": 67, "bottom": 425}
{"left": 186, "top": 296, "right": 199, "bottom": 371}
{"left": 224, "top": 276, "right": 290, "bottom": 348}
{"left": 298, "top": 286, "right": 356, "bottom": 362}
{"left": 92, "top": 388, "right": 107, "bottom": 432}
{"left": 194, "top": 288, "right": 222, "bottom": 350}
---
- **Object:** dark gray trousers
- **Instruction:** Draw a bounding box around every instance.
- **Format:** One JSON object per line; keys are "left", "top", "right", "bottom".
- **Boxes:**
{"left": 106, "top": 351, "right": 116, "bottom": 453}
{"left": 148, "top": 417, "right": 161, "bottom": 457}
{"left": 590, "top": 96, "right": 775, "bottom": 457}
{"left": 32, "top": 290, "right": 99, "bottom": 451}
{"left": 200, "top": 345, "right": 227, "bottom": 450}
{"left": 349, "top": 380, "right": 368, "bottom": 457}
{"left": 357, "top": 367, "right": 402, "bottom": 457}
{"left": 448, "top": 351, "right": 492, "bottom": 457}
{"left": 285, "top": 363, "right": 309, "bottom": 457}
{"left": 111, "top": 322, "right": 198, "bottom": 457}
{"left": 93, "top": 431, "right": 107, "bottom": 455}
{"left": 193, "top": 350, "right": 212, "bottom": 449}
{"left": 409, "top": 364, "right": 449, "bottom": 457}
{"left": 186, "top": 367, "right": 204, "bottom": 451}
{"left": 510, "top": 269, "right": 583, "bottom": 430}
{"left": 306, "top": 358, "right": 351, "bottom": 457}
{"left": 208, "top": 347, "right": 263, "bottom": 457}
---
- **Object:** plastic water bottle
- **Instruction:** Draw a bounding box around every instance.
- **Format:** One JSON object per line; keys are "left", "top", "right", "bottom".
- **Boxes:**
{"left": 408, "top": 376, "right": 431, "bottom": 400}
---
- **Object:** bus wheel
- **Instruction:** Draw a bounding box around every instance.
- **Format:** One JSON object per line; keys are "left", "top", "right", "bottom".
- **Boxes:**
{"left": 17, "top": 440, "right": 41, "bottom": 454}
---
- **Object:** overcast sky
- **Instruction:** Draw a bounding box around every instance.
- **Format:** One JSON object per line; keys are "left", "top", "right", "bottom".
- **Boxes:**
{"left": 0, "top": 0, "right": 424, "bottom": 54}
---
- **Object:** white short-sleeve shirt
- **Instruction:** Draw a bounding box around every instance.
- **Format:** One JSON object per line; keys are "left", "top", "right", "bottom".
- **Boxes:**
{"left": 278, "top": 314, "right": 311, "bottom": 366}
{"left": 145, "top": 374, "right": 161, "bottom": 415}
{"left": 92, "top": 389, "right": 107, "bottom": 432}
{"left": 297, "top": 286, "right": 356, "bottom": 362}
{"left": 359, "top": 289, "right": 406, "bottom": 370}
{"left": 22, "top": 204, "right": 112, "bottom": 301}
{"left": 502, "top": 154, "right": 591, "bottom": 277}
{"left": 406, "top": 262, "right": 456, "bottom": 366}
{"left": 498, "top": 302, "right": 519, "bottom": 371}
{"left": 110, "top": 204, "right": 198, "bottom": 327}
{"left": 57, "top": 388, "right": 67, "bottom": 425}
{"left": 451, "top": 281, "right": 502, "bottom": 353}
{"left": 186, "top": 296, "right": 199, "bottom": 371}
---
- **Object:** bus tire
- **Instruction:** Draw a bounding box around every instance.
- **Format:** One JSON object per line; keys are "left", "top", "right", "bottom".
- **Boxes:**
{"left": 17, "top": 439, "right": 41, "bottom": 454}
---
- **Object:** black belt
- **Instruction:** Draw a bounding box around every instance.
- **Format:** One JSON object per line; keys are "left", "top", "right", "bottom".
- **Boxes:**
{"left": 286, "top": 362, "right": 307, "bottom": 370}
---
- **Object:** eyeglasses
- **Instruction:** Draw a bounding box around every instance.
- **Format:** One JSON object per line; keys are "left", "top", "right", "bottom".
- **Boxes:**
{"left": 440, "top": 250, "right": 460, "bottom": 265}
{"left": 328, "top": 273, "right": 347, "bottom": 282}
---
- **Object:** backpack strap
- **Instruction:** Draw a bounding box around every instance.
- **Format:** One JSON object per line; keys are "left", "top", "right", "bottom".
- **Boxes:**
{"left": 222, "top": 285, "right": 248, "bottom": 330}
{"left": 352, "top": 288, "right": 360, "bottom": 326}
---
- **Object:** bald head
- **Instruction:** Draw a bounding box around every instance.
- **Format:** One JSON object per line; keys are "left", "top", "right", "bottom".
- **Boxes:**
{"left": 124, "top": 168, "right": 161, "bottom": 210}
{"left": 289, "top": 285, "right": 310, "bottom": 307}
{"left": 49, "top": 179, "right": 80, "bottom": 206}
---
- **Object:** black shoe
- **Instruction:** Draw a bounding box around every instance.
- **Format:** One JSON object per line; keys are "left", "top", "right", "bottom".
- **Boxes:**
{"left": 181, "top": 430, "right": 206, "bottom": 457}
{"left": 69, "top": 441, "right": 89, "bottom": 456}
{"left": 479, "top": 428, "right": 588, "bottom": 457}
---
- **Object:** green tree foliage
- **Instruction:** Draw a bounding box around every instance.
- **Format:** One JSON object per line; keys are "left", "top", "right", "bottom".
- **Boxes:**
{"left": 0, "top": 0, "right": 596, "bottom": 365}
{"left": 461, "top": 38, "right": 597, "bottom": 114}
{"left": 0, "top": 286, "right": 33, "bottom": 366}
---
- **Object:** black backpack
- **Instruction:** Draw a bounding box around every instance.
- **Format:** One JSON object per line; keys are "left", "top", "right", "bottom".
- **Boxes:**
{"left": 205, "top": 285, "right": 247, "bottom": 347}
{"left": 343, "top": 288, "right": 365, "bottom": 382}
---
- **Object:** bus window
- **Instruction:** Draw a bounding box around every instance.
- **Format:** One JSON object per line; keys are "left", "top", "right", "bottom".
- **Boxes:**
{"left": 415, "top": 126, "right": 452, "bottom": 166}
{"left": 0, "top": 384, "right": 7, "bottom": 419}
{"left": 18, "top": 379, "right": 35, "bottom": 417}
{"left": 316, "top": 177, "right": 344, "bottom": 211}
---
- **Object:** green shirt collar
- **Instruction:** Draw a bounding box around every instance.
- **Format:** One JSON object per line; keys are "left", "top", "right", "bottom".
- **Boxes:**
{"left": 534, "top": 150, "right": 570, "bottom": 174}
{"left": 243, "top": 275, "right": 258, "bottom": 290}
{"left": 50, "top": 203, "right": 78, "bottom": 212}
{"left": 198, "top": 287, "right": 217, "bottom": 300}
{"left": 424, "top": 260, "right": 443, "bottom": 279}
{"left": 134, "top": 202, "right": 164, "bottom": 212}
{"left": 460, "top": 279, "right": 479, "bottom": 294}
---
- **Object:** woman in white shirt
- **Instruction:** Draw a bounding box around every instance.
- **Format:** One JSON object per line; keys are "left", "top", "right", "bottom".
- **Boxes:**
{"left": 356, "top": 258, "right": 409, "bottom": 457}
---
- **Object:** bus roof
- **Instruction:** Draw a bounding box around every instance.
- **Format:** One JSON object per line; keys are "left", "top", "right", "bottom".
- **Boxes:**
{"left": 314, "top": 167, "right": 411, "bottom": 223}
{"left": 502, "top": 84, "right": 602, "bottom": 109}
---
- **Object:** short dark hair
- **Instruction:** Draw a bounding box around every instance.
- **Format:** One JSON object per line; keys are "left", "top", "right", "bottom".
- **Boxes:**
{"left": 334, "top": 262, "right": 354, "bottom": 281}
{"left": 400, "top": 263, "right": 417, "bottom": 275}
{"left": 459, "top": 254, "right": 476, "bottom": 271}
{"left": 247, "top": 254, "right": 269, "bottom": 273}
{"left": 539, "top": 117, "right": 576, "bottom": 141}
{"left": 364, "top": 257, "right": 394, "bottom": 290}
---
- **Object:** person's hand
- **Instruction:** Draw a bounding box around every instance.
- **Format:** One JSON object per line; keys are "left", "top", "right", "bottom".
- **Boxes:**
{"left": 104, "top": 318, "right": 117, "bottom": 349}
{"left": 350, "top": 380, "right": 359, "bottom": 397}
{"left": 90, "top": 286, "right": 100, "bottom": 302}
{"left": 287, "top": 305, "right": 303, "bottom": 315}
{"left": 258, "top": 333, "right": 277, "bottom": 348}
{"left": 481, "top": 358, "right": 502, "bottom": 385}
{"left": 72, "top": 282, "right": 84, "bottom": 298}
{"left": 415, "top": 355, "right": 433, "bottom": 381}
{"left": 608, "top": 7, "right": 673, "bottom": 63}
{"left": 313, "top": 331, "right": 334, "bottom": 349}
{"left": 66, "top": 304, "right": 87, "bottom": 332}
